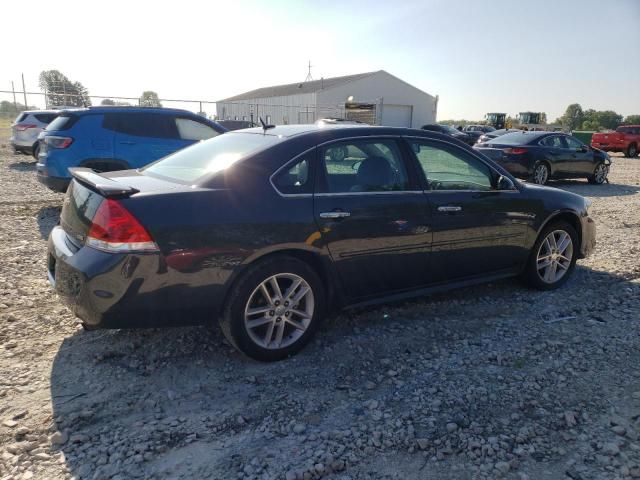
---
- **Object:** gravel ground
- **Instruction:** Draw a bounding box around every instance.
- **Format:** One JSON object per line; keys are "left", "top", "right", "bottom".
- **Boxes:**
{"left": 0, "top": 135, "right": 639, "bottom": 480}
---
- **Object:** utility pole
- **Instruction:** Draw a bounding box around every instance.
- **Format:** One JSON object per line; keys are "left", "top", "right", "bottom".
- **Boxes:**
{"left": 21, "top": 73, "right": 27, "bottom": 109}
{"left": 11, "top": 81, "right": 17, "bottom": 111}
{"left": 305, "top": 60, "right": 313, "bottom": 82}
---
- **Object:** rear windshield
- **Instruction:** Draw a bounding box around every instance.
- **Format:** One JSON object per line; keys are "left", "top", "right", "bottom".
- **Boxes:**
{"left": 142, "top": 132, "right": 281, "bottom": 183}
{"left": 14, "top": 113, "right": 28, "bottom": 123}
{"left": 616, "top": 127, "right": 637, "bottom": 134}
{"left": 34, "top": 113, "right": 57, "bottom": 124}
{"left": 46, "top": 114, "right": 76, "bottom": 131}
{"left": 486, "top": 132, "right": 540, "bottom": 145}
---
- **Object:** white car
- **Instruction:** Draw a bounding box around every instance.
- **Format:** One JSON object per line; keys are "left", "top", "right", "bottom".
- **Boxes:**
{"left": 10, "top": 110, "right": 58, "bottom": 158}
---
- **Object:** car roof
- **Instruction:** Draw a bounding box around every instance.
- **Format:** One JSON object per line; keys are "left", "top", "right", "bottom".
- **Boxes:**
{"left": 58, "top": 106, "right": 202, "bottom": 116}
{"left": 234, "top": 124, "right": 444, "bottom": 139}
{"left": 20, "top": 110, "right": 59, "bottom": 115}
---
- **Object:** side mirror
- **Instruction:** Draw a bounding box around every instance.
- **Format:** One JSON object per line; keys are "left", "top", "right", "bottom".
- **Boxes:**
{"left": 496, "top": 174, "right": 515, "bottom": 190}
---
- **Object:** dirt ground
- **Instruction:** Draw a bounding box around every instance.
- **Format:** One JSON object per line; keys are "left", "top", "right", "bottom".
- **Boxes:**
{"left": 0, "top": 133, "right": 639, "bottom": 480}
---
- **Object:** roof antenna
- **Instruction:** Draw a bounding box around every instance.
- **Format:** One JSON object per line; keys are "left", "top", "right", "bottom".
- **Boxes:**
{"left": 259, "top": 116, "right": 275, "bottom": 134}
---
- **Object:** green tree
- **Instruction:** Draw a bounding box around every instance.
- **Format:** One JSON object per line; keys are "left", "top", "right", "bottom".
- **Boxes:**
{"left": 38, "top": 70, "right": 91, "bottom": 107}
{"left": 139, "top": 91, "right": 162, "bottom": 107}
{"left": 559, "top": 104, "right": 584, "bottom": 131}
{"left": 623, "top": 115, "right": 640, "bottom": 125}
{"left": 0, "top": 100, "right": 38, "bottom": 114}
{"left": 100, "top": 98, "right": 115, "bottom": 105}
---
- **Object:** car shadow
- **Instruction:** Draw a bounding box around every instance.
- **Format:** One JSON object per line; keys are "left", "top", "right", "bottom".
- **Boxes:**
{"left": 48, "top": 264, "right": 639, "bottom": 479}
{"left": 8, "top": 159, "right": 37, "bottom": 171}
{"left": 542, "top": 179, "right": 640, "bottom": 198}
{"left": 37, "top": 206, "right": 61, "bottom": 240}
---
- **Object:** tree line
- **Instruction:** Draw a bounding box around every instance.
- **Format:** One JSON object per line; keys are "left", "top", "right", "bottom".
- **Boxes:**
{"left": 556, "top": 104, "right": 640, "bottom": 131}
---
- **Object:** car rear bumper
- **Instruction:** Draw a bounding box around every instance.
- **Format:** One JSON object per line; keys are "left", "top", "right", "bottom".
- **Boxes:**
{"left": 10, "top": 140, "right": 34, "bottom": 152}
{"left": 47, "top": 226, "right": 218, "bottom": 329}
{"left": 36, "top": 169, "right": 71, "bottom": 192}
{"left": 579, "top": 214, "right": 596, "bottom": 259}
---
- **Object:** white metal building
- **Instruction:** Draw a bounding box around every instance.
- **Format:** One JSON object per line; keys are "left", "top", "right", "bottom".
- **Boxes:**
{"left": 215, "top": 70, "right": 438, "bottom": 128}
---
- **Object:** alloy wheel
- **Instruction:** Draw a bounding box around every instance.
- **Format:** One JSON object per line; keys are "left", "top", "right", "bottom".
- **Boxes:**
{"left": 534, "top": 164, "right": 549, "bottom": 185}
{"left": 244, "top": 273, "right": 314, "bottom": 349}
{"left": 536, "top": 230, "right": 574, "bottom": 284}
{"left": 594, "top": 163, "right": 608, "bottom": 184}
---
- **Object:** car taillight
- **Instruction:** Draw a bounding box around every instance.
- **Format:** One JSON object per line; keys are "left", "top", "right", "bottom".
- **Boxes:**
{"left": 15, "top": 124, "right": 38, "bottom": 131}
{"left": 87, "top": 199, "right": 158, "bottom": 253}
{"left": 45, "top": 136, "right": 74, "bottom": 149}
{"left": 503, "top": 147, "right": 527, "bottom": 155}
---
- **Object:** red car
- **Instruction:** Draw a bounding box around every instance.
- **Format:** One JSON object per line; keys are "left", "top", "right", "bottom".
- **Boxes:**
{"left": 591, "top": 125, "right": 640, "bottom": 157}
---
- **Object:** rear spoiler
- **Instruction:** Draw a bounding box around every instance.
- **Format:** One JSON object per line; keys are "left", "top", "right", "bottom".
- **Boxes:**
{"left": 69, "top": 168, "right": 139, "bottom": 197}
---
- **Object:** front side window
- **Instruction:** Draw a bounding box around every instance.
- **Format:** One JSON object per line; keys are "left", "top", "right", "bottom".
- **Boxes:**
{"left": 564, "top": 136, "right": 584, "bottom": 149}
{"left": 272, "top": 152, "right": 313, "bottom": 195}
{"left": 411, "top": 141, "right": 493, "bottom": 191}
{"left": 320, "top": 140, "right": 409, "bottom": 193}
{"left": 175, "top": 117, "right": 219, "bottom": 141}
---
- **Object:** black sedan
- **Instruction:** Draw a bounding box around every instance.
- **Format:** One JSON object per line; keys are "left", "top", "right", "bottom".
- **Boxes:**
{"left": 48, "top": 125, "right": 596, "bottom": 361}
{"left": 421, "top": 124, "right": 475, "bottom": 145}
{"left": 475, "top": 131, "right": 611, "bottom": 185}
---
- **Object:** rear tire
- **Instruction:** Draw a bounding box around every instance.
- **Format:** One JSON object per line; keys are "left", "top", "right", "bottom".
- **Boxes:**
{"left": 587, "top": 162, "right": 608, "bottom": 184}
{"left": 625, "top": 143, "right": 637, "bottom": 158}
{"left": 531, "top": 162, "right": 550, "bottom": 185}
{"left": 219, "top": 256, "right": 325, "bottom": 362}
{"left": 524, "top": 221, "right": 578, "bottom": 290}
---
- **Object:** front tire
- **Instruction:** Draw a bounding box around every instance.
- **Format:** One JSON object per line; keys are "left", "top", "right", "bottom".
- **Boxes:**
{"left": 587, "top": 162, "right": 608, "bottom": 184}
{"left": 220, "top": 256, "right": 325, "bottom": 361}
{"left": 524, "top": 221, "right": 578, "bottom": 290}
{"left": 531, "top": 162, "right": 550, "bottom": 185}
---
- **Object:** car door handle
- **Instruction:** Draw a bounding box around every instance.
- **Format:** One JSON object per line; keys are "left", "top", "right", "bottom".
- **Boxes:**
{"left": 119, "top": 141, "right": 136, "bottom": 145}
{"left": 319, "top": 211, "right": 351, "bottom": 219}
{"left": 437, "top": 205, "right": 462, "bottom": 212}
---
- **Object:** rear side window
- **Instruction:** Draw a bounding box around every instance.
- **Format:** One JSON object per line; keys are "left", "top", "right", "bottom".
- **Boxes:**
{"left": 46, "top": 114, "right": 78, "bottom": 131}
{"left": 103, "top": 113, "right": 178, "bottom": 139}
{"left": 175, "top": 118, "right": 219, "bottom": 141}
{"left": 34, "top": 113, "right": 57, "bottom": 124}
{"left": 540, "top": 136, "right": 565, "bottom": 148}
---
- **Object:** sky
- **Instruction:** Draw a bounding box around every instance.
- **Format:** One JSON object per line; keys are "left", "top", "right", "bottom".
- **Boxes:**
{"left": 2, "top": 0, "right": 639, "bottom": 121}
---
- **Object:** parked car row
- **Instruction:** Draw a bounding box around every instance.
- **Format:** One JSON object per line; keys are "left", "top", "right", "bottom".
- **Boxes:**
{"left": 47, "top": 124, "right": 596, "bottom": 360}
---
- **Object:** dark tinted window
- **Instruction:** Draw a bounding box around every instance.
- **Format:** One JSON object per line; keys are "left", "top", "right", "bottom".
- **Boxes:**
{"left": 565, "top": 136, "right": 584, "bottom": 149}
{"left": 320, "top": 140, "right": 409, "bottom": 193}
{"left": 34, "top": 113, "right": 57, "bottom": 124}
{"left": 46, "top": 114, "right": 78, "bottom": 131}
{"left": 540, "top": 135, "right": 565, "bottom": 148}
{"left": 486, "top": 132, "right": 540, "bottom": 146}
{"left": 14, "top": 113, "right": 28, "bottom": 123}
{"left": 272, "top": 152, "right": 314, "bottom": 195}
{"left": 103, "top": 113, "right": 178, "bottom": 139}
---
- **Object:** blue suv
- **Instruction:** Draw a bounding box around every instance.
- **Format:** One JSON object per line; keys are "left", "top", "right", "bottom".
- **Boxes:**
{"left": 36, "top": 107, "right": 227, "bottom": 192}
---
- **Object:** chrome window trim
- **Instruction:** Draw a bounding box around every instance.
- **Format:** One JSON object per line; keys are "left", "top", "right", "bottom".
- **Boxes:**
{"left": 315, "top": 190, "right": 424, "bottom": 198}
{"left": 403, "top": 135, "right": 521, "bottom": 193}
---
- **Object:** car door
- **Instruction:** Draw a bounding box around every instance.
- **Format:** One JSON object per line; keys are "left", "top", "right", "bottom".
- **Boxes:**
{"left": 539, "top": 135, "right": 570, "bottom": 174}
{"left": 313, "top": 137, "right": 432, "bottom": 301}
{"left": 110, "top": 113, "right": 187, "bottom": 168}
{"left": 563, "top": 135, "right": 593, "bottom": 174}
{"left": 406, "top": 137, "right": 530, "bottom": 283}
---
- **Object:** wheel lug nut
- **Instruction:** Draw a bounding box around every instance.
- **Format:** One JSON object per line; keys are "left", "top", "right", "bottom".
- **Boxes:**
{"left": 285, "top": 311, "right": 290, "bottom": 317}
{"left": 269, "top": 311, "right": 274, "bottom": 316}
{"left": 276, "top": 317, "right": 282, "bottom": 322}
{"left": 284, "top": 301, "right": 289, "bottom": 307}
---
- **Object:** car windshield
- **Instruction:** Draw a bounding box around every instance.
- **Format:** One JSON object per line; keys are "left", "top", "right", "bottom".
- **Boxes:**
{"left": 486, "top": 132, "right": 539, "bottom": 146}
{"left": 440, "top": 125, "right": 461, "bottom": 135}
{"left": 142, "top": 132, "right": 280, "bottom": 183}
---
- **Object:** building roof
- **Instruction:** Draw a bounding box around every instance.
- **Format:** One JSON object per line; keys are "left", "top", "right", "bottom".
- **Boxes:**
{"left": 218, "top": 71, "right": 381, "bottom": 102}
